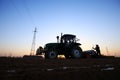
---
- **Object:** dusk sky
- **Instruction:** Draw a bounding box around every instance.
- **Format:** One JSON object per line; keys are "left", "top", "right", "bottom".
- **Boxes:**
{"left": 0, "top": 0, "right": 120, "bottom": 57}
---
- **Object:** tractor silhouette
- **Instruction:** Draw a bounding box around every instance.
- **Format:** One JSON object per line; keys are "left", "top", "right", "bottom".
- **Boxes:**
{"left": 36, "top": 34, "right": 83, "bottom": 59}
{"left": 36, "top": 33, "right": 102, "bottom": 59}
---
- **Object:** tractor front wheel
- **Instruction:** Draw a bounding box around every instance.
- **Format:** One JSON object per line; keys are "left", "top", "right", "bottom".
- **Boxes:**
{"left": 45, "top": 51, "right": 58, "bottom": 59}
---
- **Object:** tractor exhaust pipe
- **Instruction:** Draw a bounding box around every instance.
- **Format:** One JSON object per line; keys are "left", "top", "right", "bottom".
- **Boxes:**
{"left": 56, "top": 36, "right": 59, "bottom": 43}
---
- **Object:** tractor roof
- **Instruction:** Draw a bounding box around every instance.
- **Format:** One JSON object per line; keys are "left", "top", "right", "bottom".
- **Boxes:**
{"left": 61, "top": 34, "right": 76, "bottom": 40}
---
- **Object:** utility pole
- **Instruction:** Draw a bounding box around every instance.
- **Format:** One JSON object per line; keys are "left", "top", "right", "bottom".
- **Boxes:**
{"left": 106, "top": 46, "right": 109, "bottom": 56}
{"left": 30, "top": 27, "right": 37, "bottom": 55}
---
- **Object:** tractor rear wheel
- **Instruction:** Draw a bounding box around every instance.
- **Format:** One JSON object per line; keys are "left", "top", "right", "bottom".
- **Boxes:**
{"left": 45, "top": 50, "right": 58, "bottom": 59}
{"left": 71, "top": 47, "right": 82, "bottom": 59}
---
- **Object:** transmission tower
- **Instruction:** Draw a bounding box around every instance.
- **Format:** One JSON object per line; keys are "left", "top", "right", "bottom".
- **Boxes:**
{"left": 30, "top": 27, "right": 37, "bottom": 55}
{"left": 106, "top": 47, "right": 109, "bottom": 56}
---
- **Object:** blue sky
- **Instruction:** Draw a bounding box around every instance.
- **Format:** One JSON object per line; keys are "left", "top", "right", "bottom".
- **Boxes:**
{"left": 0, "top": 0, "right": 120, "bottom": 57}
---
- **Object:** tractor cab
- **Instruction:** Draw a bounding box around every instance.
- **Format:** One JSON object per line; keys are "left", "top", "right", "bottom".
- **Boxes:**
{"left": 60, "top": 34, "right": 76, "bottom": 44}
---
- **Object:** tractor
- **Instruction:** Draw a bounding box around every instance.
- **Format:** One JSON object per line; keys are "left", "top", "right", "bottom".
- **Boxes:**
{"left": 36, "top": 33, "right": 83, "bottom": 59}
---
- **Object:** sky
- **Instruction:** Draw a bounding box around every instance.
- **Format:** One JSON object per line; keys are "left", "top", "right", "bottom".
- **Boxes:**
{"left": 0, "top": 0, "right": 120, "bottom": 57}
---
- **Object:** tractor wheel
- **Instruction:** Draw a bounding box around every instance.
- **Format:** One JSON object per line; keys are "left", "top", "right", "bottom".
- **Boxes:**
{"left": 71, "top": 47, "right": 82, "bottom": 59}
{"left": 45, "top": 51, "right": 57, "bottom": 59}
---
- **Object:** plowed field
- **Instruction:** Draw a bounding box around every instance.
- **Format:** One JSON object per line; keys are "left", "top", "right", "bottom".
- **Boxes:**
{"left": 0, "top": 57, "right": 120, "bottom": 80}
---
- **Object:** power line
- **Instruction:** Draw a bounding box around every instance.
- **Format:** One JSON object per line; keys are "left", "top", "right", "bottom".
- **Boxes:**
{"left": 22, "top": 0, "right": 35, "bottom": 25}
{"left": 10, "top": 0, "right": 22, "bottom": 16}
{"left": 11, "top": 0, "right": 35, "bottom": 25}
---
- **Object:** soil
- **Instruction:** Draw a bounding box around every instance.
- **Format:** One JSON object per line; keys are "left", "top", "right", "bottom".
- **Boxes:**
{"left": 0, "top": 57, "right": 120, "bottom": 80}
